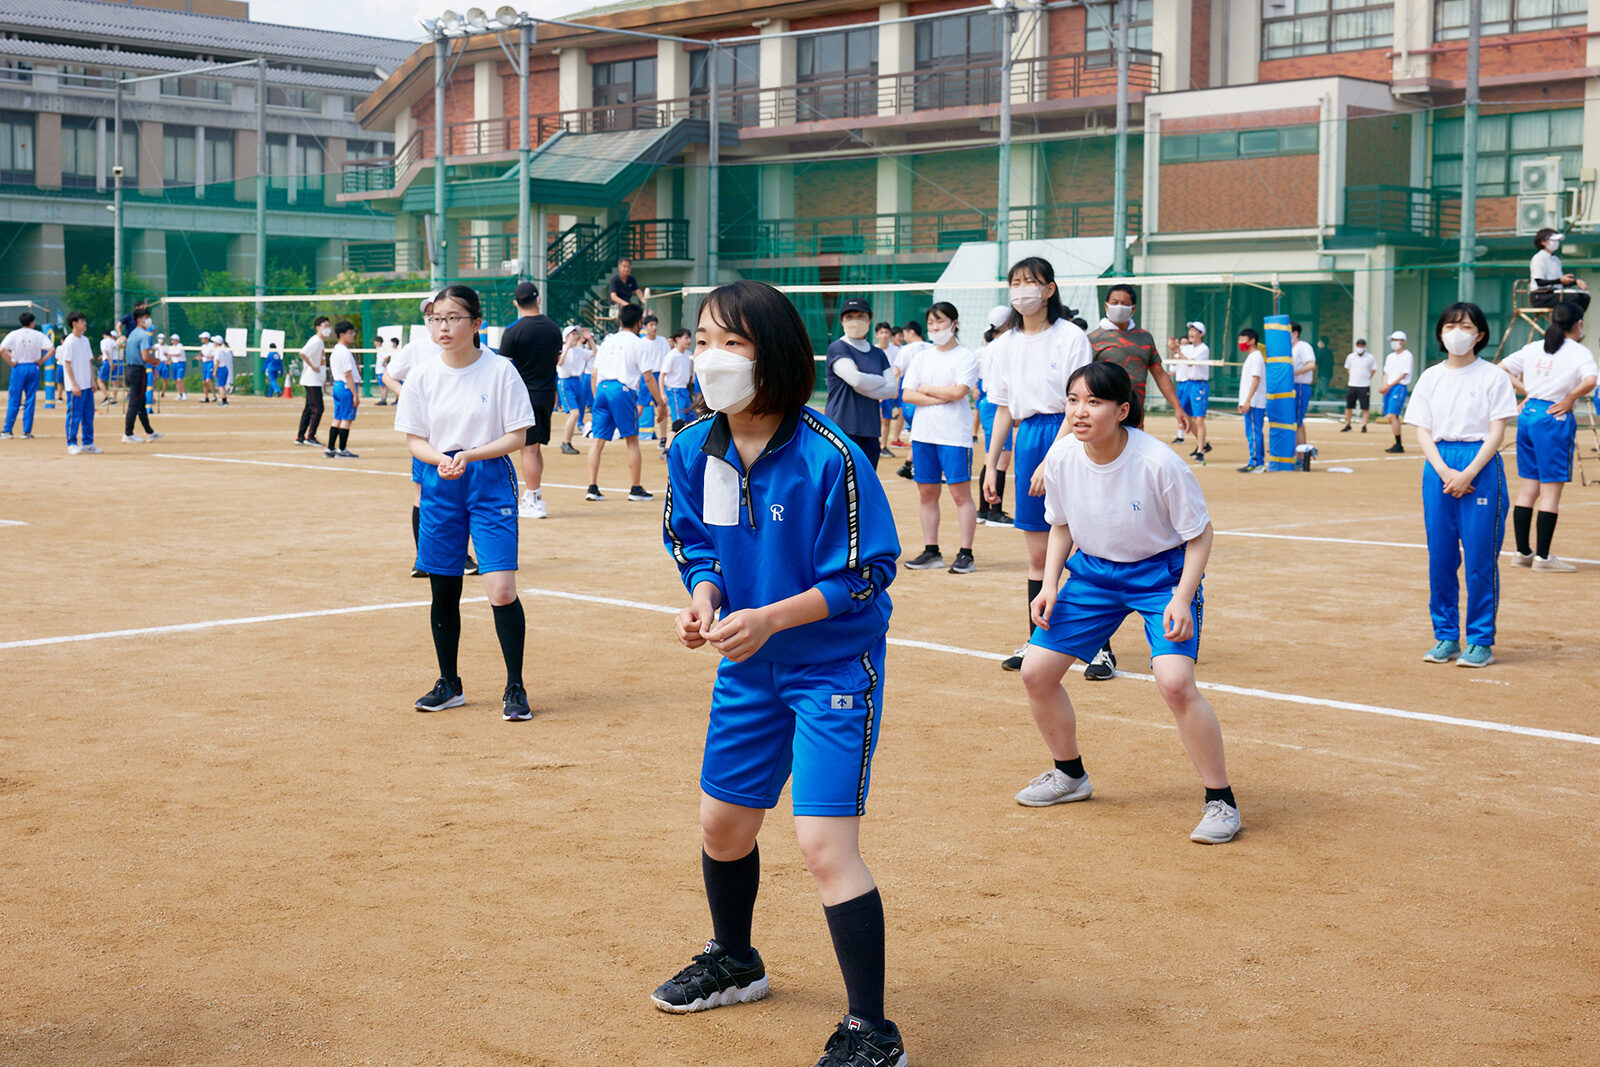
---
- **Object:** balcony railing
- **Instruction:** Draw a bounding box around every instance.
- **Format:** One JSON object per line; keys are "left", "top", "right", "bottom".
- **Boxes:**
{"left": 343, "top": 220, "right": 689, "bottom": 277}
{"left": 720, "top": 202, "right": 1138, "bottom": 260}
{"left": 345, "top": 240, "right": 428, "bottom": 274}
{"left": 1341, "top": 185, "right": 1460, "bottom": 242}
{"left": 339, "top": 49, "right": 1162, "bottom": 196}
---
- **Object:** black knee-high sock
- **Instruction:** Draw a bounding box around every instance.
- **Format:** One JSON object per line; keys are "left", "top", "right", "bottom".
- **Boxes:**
{"left": 1027, "top": 578, "right": 1043, "bottom": 637}
{"left": 702, "top": 844, "right": 759, "bottom": 958}
{"left": 995, "top": 467, "right": 1007, "bottom": 506}
{"left": 824, "top": 888, "right": 885, "bottom": 1029}
{"left": 429, "top": 574, "right": 463, "bottom": 684}
{"left": 1513, "top": 505, "right": 1533, "bottom": 556}
{"left": 1536, "top": 510, "right": 1559, "bottom": 559}
{"left": 411, "top": 505, "right": 421, "bottom": 547}
{"left": 976, "top": 466, "right": 989, "bottom": 516}
{"left": 491, "top": 598, "right": 525, "bottom": 686}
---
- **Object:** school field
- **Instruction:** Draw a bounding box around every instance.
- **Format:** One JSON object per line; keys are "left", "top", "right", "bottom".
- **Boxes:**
{"left": 2, "top": 396, "right": 1596, "bottom": 1066}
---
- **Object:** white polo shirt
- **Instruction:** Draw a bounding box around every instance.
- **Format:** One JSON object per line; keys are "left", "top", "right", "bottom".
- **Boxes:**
{"left": 1239, "top": 349, "right": 1267, "bottom": 408}
{"left": 983, "top": 318, "right": 1094, "bottom": 422}
{"left": 1176, "top": 341, "right": 1211, "bottom": 382}
{"left": 1345, "top": 350, "right": 1377, "bottom": 387}
{"left": 902, "top": 344, "right": 979, "bottom": 448}
{"left": 1500, "top": 338, "right": 1599, "bottom": 403}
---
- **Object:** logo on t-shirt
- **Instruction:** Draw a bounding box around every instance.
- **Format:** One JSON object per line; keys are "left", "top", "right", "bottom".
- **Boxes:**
{"left": 1131, "top": 500, "right": 1142, "bottom": 511}
{"left": 769, "top": 504, "right": 785, "bottom": 522}
{"left": 481, "top": 394, "right": 489, "bottom": 404}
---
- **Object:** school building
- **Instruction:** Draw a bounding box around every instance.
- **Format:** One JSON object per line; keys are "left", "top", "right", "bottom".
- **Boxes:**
{"left": 0, "top": 0, "right": 413, "bottom": 305}
{"left": 341, "top": 0, "right": 1599, "bottom": 385}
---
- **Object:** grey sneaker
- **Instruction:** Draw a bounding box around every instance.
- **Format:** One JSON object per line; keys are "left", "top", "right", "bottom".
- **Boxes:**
{"left": 1015, "top": 768, "right": 1092, "bottom": 807}
{"left": 1511, "top": 551, "right": 1534, "bottom": 567}
{"left": 904, "top": 549, "right": 944, "bottom": 570}
{"left": 146, "top": 431, "right": 163, "bottom": 441}
{"left": 1190, "top": 799, "right": 1242, "bottom": 844}
{"left": 1532, "top": 555, "right": 1577, "bottom": 572}
{"left": 947, "top": 549, "right": 975, "bottom": 574}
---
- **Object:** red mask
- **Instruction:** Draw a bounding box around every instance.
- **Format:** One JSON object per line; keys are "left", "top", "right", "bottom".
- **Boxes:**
{"left": 1238, "top": 341, "right": 1252, "bottom": 353}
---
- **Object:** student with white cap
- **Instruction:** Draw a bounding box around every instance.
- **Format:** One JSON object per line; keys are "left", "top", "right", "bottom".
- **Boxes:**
{"left": 1340, "top": 339, "right": 1376, "bottom": 432}
{"left": 199, "top": 332, "right": 217, "bottom": 403}
{"left": 1378, "top": 330, "right": 1414, "bottom": 453}
{"left": 1166, "top": 321, "right": 1212, "bottom": 460}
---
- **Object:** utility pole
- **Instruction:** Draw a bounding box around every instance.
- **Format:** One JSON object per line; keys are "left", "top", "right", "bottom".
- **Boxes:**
{"left": 113, "top": 76, "right": 124, "bottom": 325}
{"left": 707, "top": 43, "right": 720, "bottom": 289}
{"left": 1112, "top": 0, "right": 1130, "bottom": 275}
{"left": 433, "top": 34, "right": 449, "bottom": 288}
{"left": 1458, "top": 0, "right": 1480, "bottom": 301}
{"left": 997, "top": 1, "right": 1015, "bottom": 278}
{"left": 517, "top": 19, "right": 531, "bottom": 281}
{"left": 255, "top": 58, "right": 267, "bottom": 334}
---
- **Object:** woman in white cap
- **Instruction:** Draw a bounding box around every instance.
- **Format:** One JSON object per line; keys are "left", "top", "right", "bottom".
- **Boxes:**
{"left": 1167, "top": 321, "right": 1211, "bottom": 460}
{"left": 167, "top": 334, "right": 187, "bottom": 400}
{"left": 1377, "top": 330, "right": 1414, "bottom": 453}
{"left": 1530, "top": 228, "right": 1589, "bottom": 313}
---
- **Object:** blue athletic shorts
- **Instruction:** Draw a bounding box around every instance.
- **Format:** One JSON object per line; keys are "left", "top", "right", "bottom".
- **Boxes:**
{"left": 579, "top": 376, "right": 595, "bottom": 410}
{"left": 411, "top": 456, "right": 424, "bottom": 484}
{"left": 1516, "top": 398, "right": 1576, "bottom": 483}
{"left": 1180, "top": 380, "right": 1210, "bottom": 419}
{"left": 590, "top": 379, "right": 638, "bottom": 440}
{"left": 202, "top": 364, "right": 215, "bottom": 382}
{"left": 1295, "top": 382, "right": 1312, "bottom": 424}
{"left": 1029, "top": 546, "right": 1202, "bottom": 663}
{"left": 559, "top": 377, "right": 587, "bottom": 414}
{"left": 97, "top": 361, "right": 110, "bottom": 382}
{"left": 215, "top": 366, "right": 231, "bottom": 389}
{"left": 701, "top": 638, "right": 887, "bottom": 817}
{"left": 1383, "top": 384, "right": 1408, "bottom": 416}
{"left": 880, "top": 398, "right": 899, "bottom": 419}
{"left": 977, "top": 395, "right": 1014, "bottom": 452}
{"left": 911, "top": 440, "right": 972, "bottom": 485}
{"left": 903, "top": 402, "right": 916, "bottom": 428}
{"left": 667, "top": 386, "right": 694, "bottom": 424}
{"left": 1012, "top": 411, "right": 1065, "bottom": 533}
{"left": 333, "top": 382, "right": 357, "bottom": 421}
{"left": 416, "top": 453, "right": 519, "bottom": 576}
{"left": 172, "top": 360, "right": 186, "bottom": 379}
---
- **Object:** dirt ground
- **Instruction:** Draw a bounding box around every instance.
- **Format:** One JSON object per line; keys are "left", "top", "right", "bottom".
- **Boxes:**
{"left": 2, "top": 394, "right": 1597, "bottom": 1066}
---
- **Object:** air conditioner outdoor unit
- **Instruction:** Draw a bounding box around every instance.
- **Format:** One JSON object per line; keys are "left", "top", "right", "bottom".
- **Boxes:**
{"left": 1517, "top": 155, "right": 1562, "bottom": 197}
{"left": 1517, "top": 194, "right": 1562, "bottom": 235}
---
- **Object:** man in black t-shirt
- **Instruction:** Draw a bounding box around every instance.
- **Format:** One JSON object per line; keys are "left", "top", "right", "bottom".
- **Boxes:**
{"left": 500, "top": 281, "right": 563, "bottom": 519}
{"left": 607, "top": 257, "right": 647, "bottom": 317}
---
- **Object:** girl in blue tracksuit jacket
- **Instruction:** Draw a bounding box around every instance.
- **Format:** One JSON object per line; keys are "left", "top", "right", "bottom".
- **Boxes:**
{"left": 655, "top": 281, "right": 909, "bottom": 1067}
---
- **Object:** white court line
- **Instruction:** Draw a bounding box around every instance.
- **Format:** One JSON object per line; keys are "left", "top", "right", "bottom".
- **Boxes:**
{"left": 0, "top": 519, "right": 28, "bottom": 527}
{"left": 152, "top": 453, "right": 651, "bottom": 495}
{"left": 1232, "top": 512, "right": 1415, "bottom": 533}
{"left": 1217, "top": 529, "right": 1600, "bottom": 566}
{"left": 7, "top": 587, "right": 1598, "bottom": 749}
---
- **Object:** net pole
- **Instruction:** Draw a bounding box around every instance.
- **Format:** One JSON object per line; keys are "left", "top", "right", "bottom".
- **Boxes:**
{"left": 255, "top": 58, "right": 267, "bottom": 337}
{"left": 1113, "top": 0, "right": 1130, "bottom": 275}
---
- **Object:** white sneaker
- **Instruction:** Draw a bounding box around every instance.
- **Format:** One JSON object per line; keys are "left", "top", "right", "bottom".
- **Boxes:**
{"left": 1533, "top": 555, "right": 1577, "bottom": 572}
{"left": 83, "top": 444, "right": 103, "bottom": 454}
{"left": 1014, "top": 768, "right": 1093, "bottom": 807}
{"left": 121, "top": 434, "right": 141, "bottom": 443}
{"left": 529, "top": 489, "right": 546, "bottom": 519}
{"left": 67, "top": 444, "right": 82, "bottom": 455}
{"left": 1511, "top": 551, "right": 1534, "bottom": 567}
{"left": 146, "top": 431, "right": 163, "bottom": 441}
{"left": 1190, "top": 799, "right": 1242, "bottom": 844}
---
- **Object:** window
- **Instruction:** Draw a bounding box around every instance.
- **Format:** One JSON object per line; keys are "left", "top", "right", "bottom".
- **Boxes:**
{"left": 267, "top": 86, "right": 322, "bottom": 111}
{"left": 346, "top": 139, "right": 384, "bottom": 162}
{"left": 1160, "top": 125, "right": 1320, "bottom": 161}
{"left": 1432, "top": 108, "right": 1582, "bottom": 196}
{"left": 914, "top": 12, "right": 1001, "bottom": 108}
{"left": 795, "top": 27, "right": 879, "bottom": 120}
{"left": 61, "top": 117, "right": 98, "bottom": 188}
{"left": 0, "top": 60, "right": 34, "bottom": 83}
{"left": 1262, "top": 0, "right": 1394, "bottom": 60}
{"left": 0, "top": 111, "right": 34, "bottom": 182}
{"left": 1085, "top": 0, "right": 1154, "bottom": 53}
{"left": 691, "top": 43, "right": 760, "bottom": 126}
{"left": 1435, "top": 0, "right": 1585, "bottom": 39}
{"left": 206, "top": 131, "right": 234, "bottom": 186}
{"left": 164, "top": 126, "right": 196, "bottom": 186}
{"left": 60, "top": 65, "right": 110, "bottom": 90}
{"left": 592, "top": 57, "right": 657, "bottom": 130}
{"left": 267, "top": 135, "right": 322, "bottom": 195}
{"left": 160, "top": 76, "right": 231, "bottom": 103}
{"left": 114, "top": 128, "right": 137, "bottom": 181}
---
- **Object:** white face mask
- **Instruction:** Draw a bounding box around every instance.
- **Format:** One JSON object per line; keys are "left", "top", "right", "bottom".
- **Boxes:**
{"left": 1547, "top": 239, "right": 1562, "bottom": 253}
{"left": 842, "top": 318, "right": 870, "bottom": 341}
{"left": 1441, "top": 327, "right": 1479, "bottom": 356}
{"left": 1105, "top": 303, "right": 1134, "bottom": 325}
{"left": 1391, "top": 340, "right": 1404, "bottom": 351}
{"left": 1010, "top": 285, "right": 1045, "bottom": 317}
{"left": 319, "top": 325, "right": 333, "bottom": 338}
{"left": 928, "top": 327, "right": 954, "bottom": 346}
{"left": 694, "top": 348, "right": 757, "bottom": 414}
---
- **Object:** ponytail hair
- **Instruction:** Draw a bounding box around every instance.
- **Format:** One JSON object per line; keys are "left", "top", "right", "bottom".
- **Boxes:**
{"left": 1546, "top": 300, "right": 1583, "bottom": 354}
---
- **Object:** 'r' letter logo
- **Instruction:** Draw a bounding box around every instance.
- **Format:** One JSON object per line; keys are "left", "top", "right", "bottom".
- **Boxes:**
{"left": 770, "top": 504, "right": 785, "bottom": 521}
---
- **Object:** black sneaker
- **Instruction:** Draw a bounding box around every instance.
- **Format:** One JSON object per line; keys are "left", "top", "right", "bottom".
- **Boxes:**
{"left": 1171, "top": 435, "right": 1184, "bottom": 444}
{"left": 306, "top": 437, "right": 324, "bottom": 447}
{"left": 985, "top": 510, "right": 1014, "bottom": 528}
{"left": 1202, "top": 442, "right": 1212, "bottom": 453}
{"left": 1340, "top": 424, "right": 1352, "bottom": 433}
{"left": 904, "top": 548, "right": 944, "bottom": 570}
{"left": 948, "top": 549, "right": 975, "bottom": 574}
{"left": 1236, "top": 463, "right": 1259, "bottom": 473}
{"left": 465, "top": 555, "right": 479, "bottom": 576}
{"left": 410, "top": 566, "right": 428, "bottom": 578}
{"left": 1385, "top": 443, "right": 1405, "bottom": 454}
{"left": 415, "top": 677, "right": 464, "bottom": 712}
{"left": 628, "top": 485, "right": 653, "bottom": 502}
{"left": 1189, "top": 449, "right": 1202, "bottom": 460}
{"left": 1084, "top": 644, "right": 1117, "bottom": 681}
{"left": 1361, "top": 425, "right": 1368, "bottom": 433}
{"left": 650, "top": 940, "right": 770, "bottom": 1014}
{"left": 976, "top": 507, "right": 991, "bottom": 524}
{"left": 337, "top": 448, "right": 359, "bottom": 458}
{"left": 585, "top": 485, "right": 605, "bottom": 501}
{"left": 896, "top": 461, "right": 914, "bottom": 480}
{"left": 814, "top": 1015, "right": 908, "bottom": 1067}
{"left": 324, "top": 448, "right": 337, "bottom": 458}
{"left": 560, "top": 442, "right": 580, "bottom": 455}
{"left": 1001, "top": 646, "right": 1026, "bottom": 671}
{"left": 502, "top": 682, "right": 531, "bottom": 722}
{"left": 22, "top": 432, "right": 35, "bottom": 440}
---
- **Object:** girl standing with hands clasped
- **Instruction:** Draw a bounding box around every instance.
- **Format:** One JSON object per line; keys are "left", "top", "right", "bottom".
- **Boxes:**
{"left": 1405, "top": 303, "right": 1519, "bottom": 669}
{"left": 658, "top": 281, "right": 908, "bottom": 1067}
{"left": 394, "top": 285, "right": 537, "bottom": 720}
{"left": 1014, "top": 361, "right": 1240, "bottom": 844}
{"left": 981, "top": 257, "right": 1094, "bottom": 671}
{"left": 901, "top": 302, "right": 980, "bottom": 573}
{"left": 1499, "top": 300, "right": 1598, "bottom": 573}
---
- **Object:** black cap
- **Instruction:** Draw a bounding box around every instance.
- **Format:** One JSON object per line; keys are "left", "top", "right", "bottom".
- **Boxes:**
{"left": 513, "top": 281, "right": 539, "bottom": 306}
{"left": 840, "top": 296, "right": 871, "bottom": 316}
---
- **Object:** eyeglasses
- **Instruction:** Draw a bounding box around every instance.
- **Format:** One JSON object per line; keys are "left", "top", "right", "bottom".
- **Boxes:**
{"left": 426, "top": 314, "right": 474, "bottom": 327}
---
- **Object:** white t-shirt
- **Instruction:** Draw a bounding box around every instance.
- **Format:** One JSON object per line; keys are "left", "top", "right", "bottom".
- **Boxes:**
{"left": 1238, "top": 349, "right": 1267, "bottom": 408}
{"left": 1500, "top": 338, "right": 1600, "bottom": 403}
{"left": 1344, "top": 350, "right": 1377, "bottom": 387}
{"left": 902, "top": 344, "right": 980, "bottom": 448}
{"left": 640, "top": 335, "right": 670, "bottom": 375}
{"left": 58, "top": 333, "right": 94, "bottom": 389}
{"left": 166, "top": 342, "right": 184, "bottom": 362}
{"left": 1291, "top": 340, "right": 1317, "bottom": 384}
{"left": 1404, "top": 358, "right": 1519, "bottom": 442}
{"left": 660, "top": 347, "right": 694, "bottom": 390}
{"left": 374, "top": 344, "right": 394, "bottom": 376}
{"left": 394, "top": 351, "right": 536, "bottom": 454}
{"left": 894, "top": 340, "right": 930, "bottom": 375}
{"left": 213, "top": 346, "right": 234, "bottom": 375}
{"left": 330, "top": 343, "right": 360, "bottom": 388}
{"left": 984, "top": 318, "right": 1095, "bottom": 422}
{"left": 200, "top": 341, "right": 215, "bottom": 364}
{"left": 594, "top": 330, "right": 645, "bottom": 389}
{"left": 1, "top": 327, "right": 52, "bottom": 365}
{"left": 1384, "top": 347, "right": 1414, "bottom": 387}
{"left": 100, "top": 336, "right": 116, "bottom": 363}
{"left": 1531, "top": 248, "right": 1565, "bottom": 286}
{"left": 388, "top": 337, "right": 441, "bottom": 384}
{"left": 300, "top": 334, "right": 327, "bottom": 386}
{"left": 1040, "top": 427, "right": 1211, "bottom": 563}
{"left": 1175, "top": 341, "right": 1210, "bottom": 382}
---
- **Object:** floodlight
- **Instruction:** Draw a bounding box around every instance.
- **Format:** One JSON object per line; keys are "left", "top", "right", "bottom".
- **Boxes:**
{"left": 466, "top": 7, "right": 488, "bottom": 30}
{"left": 421, "top": 17, "right": 439, "bottom": 32}
{"left": 495, "top": 6, "right": 520, "bottom": 23}
{"left": 439, "top": 10, "right": 462, "bottom": 33}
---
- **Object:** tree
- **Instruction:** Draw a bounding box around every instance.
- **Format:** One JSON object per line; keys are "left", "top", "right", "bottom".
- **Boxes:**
{"left": 60, "top": 265, "right": 155, "bottom": 333}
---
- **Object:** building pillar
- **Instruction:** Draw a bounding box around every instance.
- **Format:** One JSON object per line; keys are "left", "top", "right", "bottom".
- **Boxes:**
{"left": 758, "top": 19, "right": 793, "bottom": 127}
{"left": 235, "top": 127, "right": 259, "bottom": 202}
{"left": 18, "top": 223, "right": 67, "bottom": 297}
{"left": 138, "top": 121, "right": 164, "bottom": 194}
{"left": 875, "top": 155, "right": 912, "bottom": 252}
{"left": 1151, "top": 0, "right": 1191, "bottom": 92}
{"left": 659, "top": 40, "right": 690, "bottom": 123}
{"left": 559, "top": 48, "right": 591, "bottom": 112}
{"left": 226, "top": 233, "right": 257, "bottom": 278}
{"left": 761, "top": 162, "right": 795, "bottom": 219}
{"left": 323, "top": 137, "right": 346, "bottom": 206}
{"left": 35, "top": 112, "right": 62, "bottom": 190}
{"left": 286, "top": 133, "right": 298, "bottom": 205}
{"left": 315, "top": 239, "right": 345, "bottom": 286}
{"left": 683, "top": 145, "right": 709, "bottom": 270}
{"left": 130, "top": 229, "right": 167, "bottom": 288}
{"left": 1353, "top": 245, "right": 1395, "bottom": 353}
{"left": 878, "top": 2, "right": 911, "bottom": 117}
{"left": 96, "top": 116, "right": 107, "bottom": 192}
{"left": 1394, "top": 0, "right": 1433, "bottom": 84}
{"left": 195, "top": 125, "right": 207, "bottom": 196}
{"left": 474, "top": 58, "right": 502, "bottom": 123}
{"left": 1222, "top": 0, "right": 1259, "bottom": 87}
